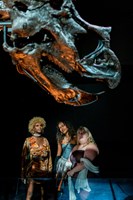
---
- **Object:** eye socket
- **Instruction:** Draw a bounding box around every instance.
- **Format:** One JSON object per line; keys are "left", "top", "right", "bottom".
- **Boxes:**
{"left": 14, "top": 2, "right": 28, "bottom": 12}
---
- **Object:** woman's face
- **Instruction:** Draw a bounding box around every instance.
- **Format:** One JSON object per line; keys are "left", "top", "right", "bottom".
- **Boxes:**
{"left": 34, "top": 122, "right": 44, "bottom": 134}
{"left": 58, "top": 122, "right": 68, "bottom": 135}
{"left": 77, "top": 129, "right": 89, "bottom": 144}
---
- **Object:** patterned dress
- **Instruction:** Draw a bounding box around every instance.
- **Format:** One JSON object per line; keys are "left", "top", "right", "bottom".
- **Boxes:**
{"left": 21, "top": 136, "right": 52, "bottom": 180}
{"left": 56, "top": 143, "right": 75, "bottom": 200}
{"left": 56, "top": 143, "right": 75, "bottom": 177}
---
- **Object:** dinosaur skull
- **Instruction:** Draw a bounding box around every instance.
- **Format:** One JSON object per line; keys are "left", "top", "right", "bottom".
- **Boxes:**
{"left": 0, "top": 0, "right": 121, "bottom": 106}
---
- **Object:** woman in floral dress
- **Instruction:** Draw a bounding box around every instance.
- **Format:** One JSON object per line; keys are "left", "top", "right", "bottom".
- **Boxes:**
{"left": 21, "top": 116, "right": 52, "bottom": 200}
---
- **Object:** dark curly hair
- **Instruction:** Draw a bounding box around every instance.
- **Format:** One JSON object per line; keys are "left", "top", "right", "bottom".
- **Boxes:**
{"left": 56, "top": 120, "right": 76, "bottom": 142}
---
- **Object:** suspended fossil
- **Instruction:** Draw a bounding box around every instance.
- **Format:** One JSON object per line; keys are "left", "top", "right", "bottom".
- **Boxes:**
{"left": 0, "top": 0, "right": 121, "bottom": 106}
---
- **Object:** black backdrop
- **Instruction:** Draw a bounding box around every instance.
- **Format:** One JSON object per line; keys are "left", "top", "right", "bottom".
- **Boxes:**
{"left": 0, "top": 1, "right": 133, "bottom": 178}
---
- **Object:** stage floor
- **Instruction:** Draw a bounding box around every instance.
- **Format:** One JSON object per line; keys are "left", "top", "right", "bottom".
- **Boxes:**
{"left": 0, "top": 178, "right": 133, "bottom": 200}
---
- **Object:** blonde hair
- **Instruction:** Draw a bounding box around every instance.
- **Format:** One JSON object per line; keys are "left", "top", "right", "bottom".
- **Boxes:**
{"left": 28, "top": 116, "right": 46, "bottom": 134}
{"left": 77, "top": 126, "right": 95, "bottom": 144}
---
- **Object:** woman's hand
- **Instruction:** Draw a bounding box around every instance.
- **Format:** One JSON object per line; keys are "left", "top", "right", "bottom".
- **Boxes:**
{"left": 65, "top": 161, "right": 72, "bottom": 170}
{"left": 67, "top": 169, "right": 75, "bottom": 177}
{"left": 67, "top": 162, "right": 85, "bottom": 177}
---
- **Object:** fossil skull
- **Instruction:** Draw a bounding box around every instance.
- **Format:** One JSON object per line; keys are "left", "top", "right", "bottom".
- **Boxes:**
{"left": 0, "top": 0, "right": 121, "bottom": 106}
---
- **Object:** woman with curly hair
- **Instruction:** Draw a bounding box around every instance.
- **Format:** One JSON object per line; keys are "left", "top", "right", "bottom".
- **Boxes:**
{"left": 54, "top": 120, "right": 77, "bottom": 198}
{"left": 21, "top": 116, "right": 52, "bottom": 200}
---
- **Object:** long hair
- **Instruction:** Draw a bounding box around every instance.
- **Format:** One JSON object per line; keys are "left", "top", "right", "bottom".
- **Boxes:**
{"left": 56, "top": 120, "right": 76, "bottom": 142}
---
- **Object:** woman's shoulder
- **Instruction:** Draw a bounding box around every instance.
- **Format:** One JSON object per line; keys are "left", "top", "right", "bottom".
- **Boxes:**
{"left": 85, "top": 143, "right": 99, "bottom": 154}
{"left": 25, "top": 136, "right": 33, "bottom": 142}
{"left": 43, "top": 137, "right": 49, "bottom": 142}
{"left": 87, "top": 142, "right": 98, "bottom": 147}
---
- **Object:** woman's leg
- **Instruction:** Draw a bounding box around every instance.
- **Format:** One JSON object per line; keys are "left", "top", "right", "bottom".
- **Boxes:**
{"left": 77, "top": 189, "right": 90, "bottom": 200}
{"left": 40, "top": 184, "right": 44, "bottom": 200}
{"left": 26, "top": 179, "right": 34, "bottom": 200}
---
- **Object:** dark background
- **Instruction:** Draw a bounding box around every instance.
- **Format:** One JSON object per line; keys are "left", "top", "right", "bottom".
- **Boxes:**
{"left": 0, "top": 1, "right": 133, "bottom": 179}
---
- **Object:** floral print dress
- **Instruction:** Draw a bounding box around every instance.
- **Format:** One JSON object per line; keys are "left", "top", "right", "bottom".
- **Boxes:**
{"left": 21, "top": 136, "right": 52, "bottom": 179}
